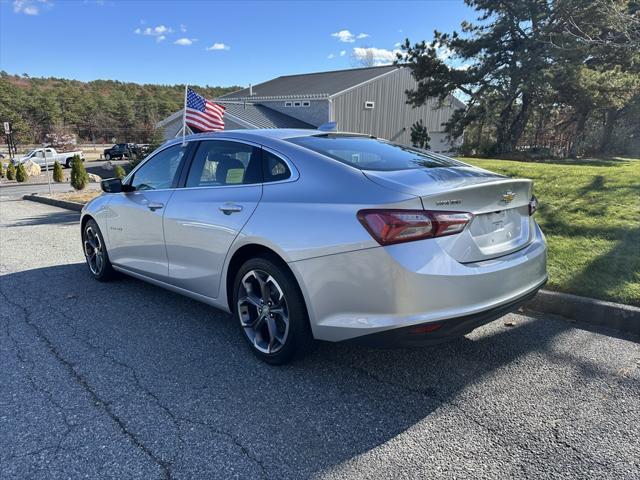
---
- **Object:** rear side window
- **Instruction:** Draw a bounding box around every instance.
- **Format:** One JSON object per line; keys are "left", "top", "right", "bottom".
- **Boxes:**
{"left": 262, "top": 150, "right": 291, "bottom": 182}
{"left": 186, "top": 140, "right": 262, "bottom": 187}
{"left": 287, "top": 135, "right": 464, "bottom": 171}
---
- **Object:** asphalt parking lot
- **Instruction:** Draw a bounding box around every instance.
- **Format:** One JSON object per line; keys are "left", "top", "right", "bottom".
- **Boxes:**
{"left": 1, "top": 199, "right": 639, "bottom": 479}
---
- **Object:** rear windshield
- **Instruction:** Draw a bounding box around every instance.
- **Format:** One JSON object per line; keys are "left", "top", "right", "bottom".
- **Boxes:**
{"left": 287, "top": 135, "right": 464, "bottom": 171}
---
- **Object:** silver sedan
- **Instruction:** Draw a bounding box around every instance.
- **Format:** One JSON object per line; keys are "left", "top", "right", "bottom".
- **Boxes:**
{"left": 81, "top": 129, "right": 547, "bottom": 364}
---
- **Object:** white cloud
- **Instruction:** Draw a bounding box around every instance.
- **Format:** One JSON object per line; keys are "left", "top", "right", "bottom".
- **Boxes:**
{"left": 331, "top": 30, "right": 369, "bottom": 43}
{"left": 174, "top": 37, "right": 196, "bottom": 46}
{"left": 136, "top": 25, "right": 172, "bottom": 36}
{"left": 331, "top": 30, "right": 355, "bottom": 43}
{"left": 394, "top": 42, "right": 402, "bottom": 48}
{"left": 352, "top": 47, "right": 401, "bottom": 65}
{"left": 340, "top": 50, "right": 346, "bottom": 57}
{"left": 156, "top": 35, "right": 166, "bottom": 42}
{"left": 13, "top": 0, "right": 49, "bottom": 15}
{"left": 206, "top": 42, "right": 230, "bottom": 51}
{"left": 327, "top": 53, "right": 335, "bottom": 59}
{"left": 180, "top": 24, "right": 187, "bottom": 32}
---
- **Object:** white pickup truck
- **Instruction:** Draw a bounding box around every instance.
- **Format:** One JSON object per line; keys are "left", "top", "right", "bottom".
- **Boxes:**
{"left": 12, "top": 147, "right": 85, "bottom": 168}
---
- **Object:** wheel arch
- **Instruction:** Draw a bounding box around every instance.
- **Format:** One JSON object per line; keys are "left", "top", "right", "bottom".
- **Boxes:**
{"left": 80, "top": 213, "right": 94, "bottom": 233}
{"left": 224, "top": 243, "right": 314, "bottom": 329}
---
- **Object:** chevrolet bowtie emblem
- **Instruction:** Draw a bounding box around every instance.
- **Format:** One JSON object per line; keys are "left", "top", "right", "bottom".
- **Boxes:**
{"left": 501, "top": 191, "right": 517, "bottom": 203}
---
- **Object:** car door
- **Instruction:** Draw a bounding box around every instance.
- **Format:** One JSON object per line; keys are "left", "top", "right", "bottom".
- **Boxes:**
{"left": 106, "top": 142, "right": 190, "bottom": 281}
{"left": 32, "top": 150, "right": 45, "bottom": 167}
{"left": 163, "top": 140, "right": 263, "bottom": 298}
{"left": 44, "top": 148, "right": 55, "bottom": 168}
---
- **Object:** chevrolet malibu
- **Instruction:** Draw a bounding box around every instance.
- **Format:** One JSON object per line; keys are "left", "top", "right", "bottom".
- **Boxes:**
{"left": 81, "top": 129, "right": 547, "bottom": 364}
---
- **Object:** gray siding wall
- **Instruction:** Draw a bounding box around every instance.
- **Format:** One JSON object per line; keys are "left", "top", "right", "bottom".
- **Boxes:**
{"left": 330, "top": 68, "right": 462, "bottom": 151}
{"left": 259, "top": 100, "right": 329, "bottom": 127}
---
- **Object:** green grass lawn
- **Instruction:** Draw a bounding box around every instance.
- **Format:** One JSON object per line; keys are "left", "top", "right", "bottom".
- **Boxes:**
{"left": 460, "top": 157, "right": 640, "bottom": 306}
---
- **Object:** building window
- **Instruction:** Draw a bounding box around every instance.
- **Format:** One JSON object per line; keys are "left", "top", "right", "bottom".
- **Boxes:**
{"left": 284, "top": 101, "right": 292, "bottom": 107}
{"left": 293, "top": 101, "right": 301, "bottom": 107}
{"left": 364, "top": 101, "right": 375, "bottom": 109}
{"left": 302, "top": 101, "right": 310, "bottom": 107}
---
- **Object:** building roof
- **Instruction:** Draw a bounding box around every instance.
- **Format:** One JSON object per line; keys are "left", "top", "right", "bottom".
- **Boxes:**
{"left": 219, "top": 65, "right": 400, "bottom": 100}
{"left": 155, "top": 102, "right": 315, "bottom": 130}
{"left": 223, "top": 102, "right": 315, "bottom": 129}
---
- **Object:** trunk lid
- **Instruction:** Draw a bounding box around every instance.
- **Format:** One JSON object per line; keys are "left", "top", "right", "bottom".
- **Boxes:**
{"left": 363, "top": 166, "right": 535, "bottom": 263}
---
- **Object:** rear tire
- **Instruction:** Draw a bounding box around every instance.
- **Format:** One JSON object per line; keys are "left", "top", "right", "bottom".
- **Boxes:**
{"left": 82, "top": 219, "right": 116, "bottom": 281}
{"left": 65, "top": 158, "right": 72, "bottom": 168}
{"left": 232, "top": 255, "right": 314, "bottom": 365}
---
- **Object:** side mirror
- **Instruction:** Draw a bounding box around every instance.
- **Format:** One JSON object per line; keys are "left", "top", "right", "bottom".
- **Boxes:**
{"left": 101, "top": 177, "right": 134, "bottom": 193}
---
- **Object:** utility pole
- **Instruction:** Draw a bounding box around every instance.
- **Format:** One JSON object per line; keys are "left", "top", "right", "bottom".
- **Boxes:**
{"left": 3, "top": 122, "right": 12, "bottom": 160}
{"left": 42, "top": 143, "right": 53, "bottom": 195}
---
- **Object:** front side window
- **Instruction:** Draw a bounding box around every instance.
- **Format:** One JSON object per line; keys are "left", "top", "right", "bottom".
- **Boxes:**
{"left": 262, "top": 150, "right": 291, "bottom": 182}
{"left": 287, "top": 135, "right": 465, "bottom": 171}
{"left": 186, "top": 141, "right": 261, "bottom": 188}
{"left": 130, "top": 144, "right": 186, "bottom": 191}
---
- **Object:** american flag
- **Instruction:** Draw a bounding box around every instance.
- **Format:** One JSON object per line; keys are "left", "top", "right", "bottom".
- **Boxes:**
{"left": 185, "top": 87, "right": 225, "bottom": 132}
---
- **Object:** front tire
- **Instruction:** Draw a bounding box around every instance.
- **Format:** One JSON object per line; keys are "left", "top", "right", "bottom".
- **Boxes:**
{"left": 83, "top": 219, "right": 116, "bottom": 281}
{"left": 105, "top": 153, "right": 111, "bottom": 160}
{"left": 65, "top": 158, "right": 73, "bottom": 168}
{"left": 233, "top": 255, "right": 313, "bottom": 365}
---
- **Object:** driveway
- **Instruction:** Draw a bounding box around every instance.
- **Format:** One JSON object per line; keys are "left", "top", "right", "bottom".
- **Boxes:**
{"left": 1, "top": 199, "right": 639, "bottom": 479}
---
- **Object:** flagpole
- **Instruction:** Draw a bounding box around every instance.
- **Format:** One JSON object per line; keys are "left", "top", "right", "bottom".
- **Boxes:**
{"left": 182, "top": 84, "right": 188, "bottom": 146}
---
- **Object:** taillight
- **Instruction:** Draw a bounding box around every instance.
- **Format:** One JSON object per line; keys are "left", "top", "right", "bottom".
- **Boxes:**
{"left": 529, "top": 195, "right": 538, "bottom": 216}
{"left": 357, "top": 209, "right": 473, "bottom": 245}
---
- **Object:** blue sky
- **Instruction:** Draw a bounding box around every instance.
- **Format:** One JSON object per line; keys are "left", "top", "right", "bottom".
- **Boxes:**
{"left": 0, "top": 0, "right": 474, "bottom": 87}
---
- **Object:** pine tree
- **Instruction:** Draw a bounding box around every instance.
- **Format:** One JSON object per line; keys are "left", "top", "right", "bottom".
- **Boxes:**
{"left": 70, "top": 156, "right": 88, "bottom": 190}
{"left": 410, "top": 120, "right": 431, "bottom": 149}
{"left": 113, "top": 165, "right": 126, "bottom": 179}
{"left": 53, "top": 160, "right": 64, "bottom": 182}
{"left": 6, "top": 163, "right": 16, "bottom": 180}
{"left": 15, "top": 163, "right": 27, "bottom": 182}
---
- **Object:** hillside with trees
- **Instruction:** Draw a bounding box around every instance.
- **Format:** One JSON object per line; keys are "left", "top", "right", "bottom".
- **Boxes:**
{"left": 398, "top": 0, "right": 640, "bottom": 158}
{"left": 0, "top": 72, "right": 241, "bottom": 146}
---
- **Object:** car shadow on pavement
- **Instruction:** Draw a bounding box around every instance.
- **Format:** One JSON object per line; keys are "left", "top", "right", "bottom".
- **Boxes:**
{"left": 3, "top": 263, "right": 638, "bottom": 478}
{"left": 3, "top": 209, "right": 80, "bottom": 227}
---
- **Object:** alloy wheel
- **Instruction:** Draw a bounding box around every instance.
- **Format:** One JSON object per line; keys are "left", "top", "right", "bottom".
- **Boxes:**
{"left": 84, "top": 226, "right": 104, "bottom": 275}
{"left": 237, "top": 269, "right": 290, "bottom": 354}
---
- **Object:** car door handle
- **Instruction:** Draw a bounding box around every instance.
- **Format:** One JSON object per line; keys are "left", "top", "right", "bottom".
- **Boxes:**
{"left": 147, "top": 202, "right": 164, "bottom": 211}
{"left": 219, "top": 203, "right": 243, "bottom": 214}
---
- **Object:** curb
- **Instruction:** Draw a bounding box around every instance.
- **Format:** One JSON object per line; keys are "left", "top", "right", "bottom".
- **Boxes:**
{"left": 526, "top": 290, "right": 640, "bottom": 336}
{"left": 23, "top": 194, "right": 83, "bottom": 212}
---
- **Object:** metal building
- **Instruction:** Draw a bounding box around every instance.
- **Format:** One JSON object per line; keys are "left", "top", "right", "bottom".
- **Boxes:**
{"left": 156, "top": 65, "right": 465, "bottom": 152}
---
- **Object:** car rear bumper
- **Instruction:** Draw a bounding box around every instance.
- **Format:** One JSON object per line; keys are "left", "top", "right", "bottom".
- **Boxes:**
{"left": 289, "top": 222, "right": 547, "bottom": 343}
{"left": 345, "top": 282, "right": 544, "bottom": 347}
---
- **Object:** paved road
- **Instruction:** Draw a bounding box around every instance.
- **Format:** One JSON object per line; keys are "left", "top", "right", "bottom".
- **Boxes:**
{"left": 1, "top": 199, "right": 639, "bottom": 479}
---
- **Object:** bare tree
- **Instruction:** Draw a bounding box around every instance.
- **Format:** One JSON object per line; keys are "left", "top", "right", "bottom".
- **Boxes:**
{"left": 350, "top": 46, "right": 377, "bottom": 67}
{"left": 560, "top": 0, "right": 639, "bottom": 51}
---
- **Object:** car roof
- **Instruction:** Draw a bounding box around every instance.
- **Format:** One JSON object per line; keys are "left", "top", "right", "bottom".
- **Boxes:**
{"left": 164, "top": 128, "right": 372, "bottom": 148}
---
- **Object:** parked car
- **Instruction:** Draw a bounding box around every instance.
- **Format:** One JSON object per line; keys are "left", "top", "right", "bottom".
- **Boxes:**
{"left": 103, "top": 143, "right": 140, "bottom": 160}
{"left": 12, "top": 147, "right": 85, "bottom": 168}
{"left": 81, "top": 129, "right": 547, "bottom": 364}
